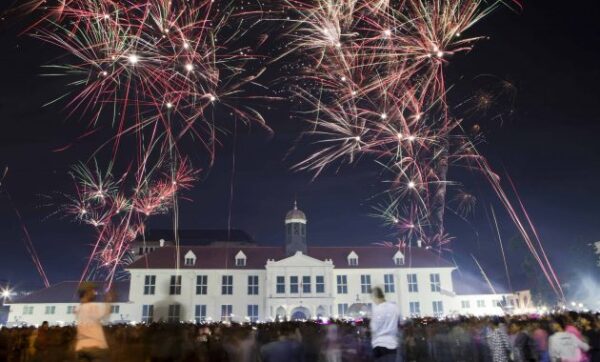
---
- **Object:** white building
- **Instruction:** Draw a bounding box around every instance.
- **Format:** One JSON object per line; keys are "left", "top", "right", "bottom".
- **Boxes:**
{"left": 6, "top": 203, "right": 529, "bottom": 326}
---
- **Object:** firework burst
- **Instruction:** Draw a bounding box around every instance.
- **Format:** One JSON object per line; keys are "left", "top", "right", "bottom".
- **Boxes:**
{"left": 283, "top": 0, "right": 563, "bottom": 298}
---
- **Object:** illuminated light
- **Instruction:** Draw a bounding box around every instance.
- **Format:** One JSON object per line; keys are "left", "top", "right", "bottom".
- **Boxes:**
{"left": 392, "top": 217, "right": 399, "bottom": 224}
{"left": 407, "top": 181, "right": 416, "bottom": 189}
{"left": 380, "top": 113, "right": 387, "bottom": 120}
{"left": 183, "top": 42, "right": 190, "bottom": 50}
{"left": 166, "top": 102, "right": 173, "bottom": 109}
{"left": 340, "top": 76, "right": 346, "bottom": 81}
{"left": 207, "top": 94, "right": 216, "bottom": 102}
{"left": 436, "top": 50, "right": 444, "bottom": 58}
{"left": 103, "top": 13, "right": 110, "bottom": 20}
{"left": 335, "top": 42, "right": 342, "bottom": 48}
{"left": 414, "top": 113, "right": 422, "bottom": 120}
{"left": 456, "top": 32, "right": 461, "bottom": 37}
{"left": 1, "top": 289, "right": 10, "bottom": 298}
{"left": 396, "top": 132, "right": 403, "bottom": 140}
{"left": 101, "top": 71, "right": 108, "bottom": 77}
{"left": 128, "top": 54, "right": 139, "bottom": 65}
{"left": 351, "top": 90, "right": 357, "bottom": 96}
{"left": 407, "top": 135, "right": 416, "bottom": 142}
{"left": 353, "top": 136, "right": 361, "bottom": 142}
{"left": 383, "top": 29, "right": 392, "bottom": 37}
{"left": 184, "top": 63, "right": 194, "bottom": 72}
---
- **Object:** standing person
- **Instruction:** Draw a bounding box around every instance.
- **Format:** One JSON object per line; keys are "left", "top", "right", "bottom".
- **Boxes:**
{"left": 260, "top": 324, "right": 303, "bottom": 362}
{"left": 533, "top": 322, "right": 551, "bottom": 362}
{"left": 487, "top": 317, "right": 511, "bottom": 362}
{"left": 549, "top": 317, "right": 590, "bottom": 362}
{"left": 370, "top": 286, "right": 400, "bottom": 362}
{"left": 75, "top": 283, "right": 112, "bottom": 362}
{"left": 509, "top": 321, "right": 540, "bottom": 362}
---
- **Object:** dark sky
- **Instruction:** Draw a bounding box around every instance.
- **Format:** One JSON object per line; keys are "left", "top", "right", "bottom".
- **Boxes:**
{"left": 1, "top": 0, "right": 599, "bottom": 296}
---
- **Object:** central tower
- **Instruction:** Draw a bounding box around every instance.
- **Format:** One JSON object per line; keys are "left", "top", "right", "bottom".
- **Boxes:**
{"left": 285, "top": 201, "right": 307, "bottom": 256}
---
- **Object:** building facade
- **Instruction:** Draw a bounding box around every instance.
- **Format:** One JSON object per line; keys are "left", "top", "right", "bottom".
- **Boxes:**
{"left": 6, "top": 203, "right": 530, "bottom": 326}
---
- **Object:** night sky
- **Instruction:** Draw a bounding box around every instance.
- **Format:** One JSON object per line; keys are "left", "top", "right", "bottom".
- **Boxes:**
{"left": 1, "top": 0, "right": 599, "bottom": 297}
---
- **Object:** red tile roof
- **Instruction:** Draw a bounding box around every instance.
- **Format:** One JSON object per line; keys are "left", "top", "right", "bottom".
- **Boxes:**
{"left": 11, "top": 281, "right": 130, "bottom": 304}
{"left": 126, "top": 245, "right": 453, "bottom": 270}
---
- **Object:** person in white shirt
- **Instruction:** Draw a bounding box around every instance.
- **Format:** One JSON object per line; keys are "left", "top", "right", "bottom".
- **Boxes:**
{"left": 370, "top": 286, "right": 400, "bottom": 362}
{"left": 549, "top": 317, "right": 589, "bottom": 362}
{"left": 75, "top": 283, "right": 112, "bottom": 362}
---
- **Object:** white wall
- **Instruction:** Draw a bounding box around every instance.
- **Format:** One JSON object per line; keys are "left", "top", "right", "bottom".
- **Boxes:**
{"left": 128, "top": 268, "right": 267, "bottom": 323}
{"left": 6, "top": 302, "right": 134, "bottom": 327}
{"left": 455, "top": 294, "right": 508, "bottom": 316}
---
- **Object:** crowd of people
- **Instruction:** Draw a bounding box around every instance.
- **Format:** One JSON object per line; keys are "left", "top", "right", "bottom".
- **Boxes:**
{"left": 0, "top": 312, "right": 599, "bottom": 362}
{"left": 0, "top": 285, "right": 598, "bottom": 362}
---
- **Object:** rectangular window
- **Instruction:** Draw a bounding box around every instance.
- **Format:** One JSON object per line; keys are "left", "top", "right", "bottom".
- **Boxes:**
{"left": 248, "top": 275, "right": 259, "bottom": 295}
{"left": 384, "top": 274, "right": 395, "bottom": 293}
{"left": 430, "top": 273, "right": 441, "bottom": 292}
{"left": 66, "top": 305, "right": 76, "bottom": 314}
{"left": 23, "top": 306, "right": 33, "bottom": 315}
{"left": 247, "top": 305, "right": 259, "bottom": 322}
{"left": 144, "top": 275, "right": 156, "bottom": 295}
{"left": 195, "top": 305, "right": 206, "bottom": 323}
{"left": 407, "top": 274, "right": 418, "bottom": 293}
{"left": 110, "top": 305, "right": 120, "bottom": 314}
{"left": 302, "top": 276, "right": 311, "bottom": 293}
{"left": 349, "top": 258, "right": 358, "bottom": 266}
{"left": 221, "top": 305, "right": 233, "bottom": 321}
{"left": 337, "top": 275, "right": 348, "bottom": 294}
{"left": 276, "top": 276, "right": 285, "bottom": 294}
{"left": 184, "top": 257, "right": 195, "bottom": 266}
{"left": 235, "top": 258, "right": 246, "bottom": 267}
{"left": 45, "top": 306, "right": 55, "bottom": 315}
{"left": 168, "top": 304, "right": 180, "bottom": 322}
{"left": 290, "top": 276, "right": 299, "bottom": 294}
{"left": 409, "top": 302, "right": 421, "bottom": 316}
{"left": 196, "top": 275, "right": 208, "bottom": 295}
{"left": 222, "top": 275, "right": 233, "bottom": 295}
{"left": 477, "top": 300, "right": 486, "bottom": 308}
{"left": 337, "top": 303, "right": 348, "bottom": 317}
{"left": 316, "top": 275, "right": 325, "bottom": 293}
{"left": 432, "top": 301, "right": 444, "bottom": 317}
{"left": 169, "top": 275, "right": 182, "bottom": 295}
{"left": 461, "top": 300, "right": 470, "bottom": 309}
{"left": 142, "top": 305, "right": 154, "bottom": 323}
{"left": 360, "top": 274, "right": 371, "bottom": 294}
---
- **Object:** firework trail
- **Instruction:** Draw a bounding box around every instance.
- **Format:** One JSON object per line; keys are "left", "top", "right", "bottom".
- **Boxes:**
{"left": 0, "top": 168, "right": 50, "bottom": 288}
{"left": 22, "top": 0, "right": 272, "bottom": 281}
{"left": 283, "top": 0, "right": 563, "bottom": 299}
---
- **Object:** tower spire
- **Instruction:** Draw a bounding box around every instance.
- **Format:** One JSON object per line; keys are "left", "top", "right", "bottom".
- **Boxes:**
{"left": 285, "top": 200, "right": 307, "bottom": 256}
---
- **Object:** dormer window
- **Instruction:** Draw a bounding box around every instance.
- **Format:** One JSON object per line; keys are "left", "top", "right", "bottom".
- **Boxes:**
{"left": 347, "top": 251, "right": 359, "bottom": 266}
{"left": 393, "top": 250, "right": 405, "bottom": 266}
{"left": 235, "top": 250, "right": 247, "bottom": 267}
{"left": 184, "top": 250, "right": 196, "bottom": 266}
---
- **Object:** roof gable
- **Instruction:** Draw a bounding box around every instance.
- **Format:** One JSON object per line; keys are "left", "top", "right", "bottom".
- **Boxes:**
{"left": 267, "top": 251, "right": 332, "bottom": 268}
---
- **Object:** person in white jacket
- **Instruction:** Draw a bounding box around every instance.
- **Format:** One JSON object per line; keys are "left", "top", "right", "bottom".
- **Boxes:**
{"left": 370, "top": 286, "right": 400, "bottom": 362}
{"left": 549, "top": 318, "right": 589, "bottom": 362}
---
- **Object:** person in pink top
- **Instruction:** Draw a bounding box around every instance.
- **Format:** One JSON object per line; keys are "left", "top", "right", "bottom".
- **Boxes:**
{"left": 566, "top": 322, "right": 590, "bottom": 362}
